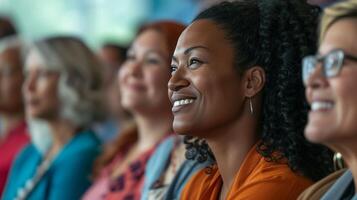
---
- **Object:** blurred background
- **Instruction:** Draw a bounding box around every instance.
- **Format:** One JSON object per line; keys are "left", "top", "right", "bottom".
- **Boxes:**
{"left": 0, "top": 0, "right": 340, "bottom": 49}
{"left": 0, "top": 0, "right": 202, "bottom": 49}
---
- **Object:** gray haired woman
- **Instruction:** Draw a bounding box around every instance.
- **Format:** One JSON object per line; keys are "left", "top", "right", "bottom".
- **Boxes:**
{"left": 2, "top": 36, "right": 104, "bottom": 200}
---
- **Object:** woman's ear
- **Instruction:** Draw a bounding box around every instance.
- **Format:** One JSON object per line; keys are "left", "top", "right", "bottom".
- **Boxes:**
{"left": 244, "top": 66, "right": 265, "bottom": 97}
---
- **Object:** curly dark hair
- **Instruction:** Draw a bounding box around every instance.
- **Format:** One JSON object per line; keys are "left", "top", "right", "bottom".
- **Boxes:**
{"left": 184, "top": 0, "right": 334, "bottom": 181}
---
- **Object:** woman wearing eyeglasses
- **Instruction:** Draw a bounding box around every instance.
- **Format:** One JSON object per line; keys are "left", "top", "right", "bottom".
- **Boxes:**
{"left": 300, "top": 0, "right": 357, "bottom": 199}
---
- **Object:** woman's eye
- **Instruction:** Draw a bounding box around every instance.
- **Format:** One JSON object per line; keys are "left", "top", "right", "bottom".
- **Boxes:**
{"left": 38, "top": 72, "right": 49, "bottom": 78}
{"left": 126, "top": 54, "right": 135, "bottom": 61}
{"left": 38, "top": 70, "right": 56, "bottom": 79}
{"left": 170, "top": 64, "right": 178, "bottom": 75}
{"left": 188, "top": 58, "right": 202, "bottom": 68}
{"left": 145, "top": 58, "right": 160, "bottom": 65}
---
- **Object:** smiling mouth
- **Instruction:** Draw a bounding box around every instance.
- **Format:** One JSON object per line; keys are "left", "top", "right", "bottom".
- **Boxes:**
{"left": 173, "top": 98, "right": 195, "bottom": 107}
{"left": 172, "top": 98, "right": 196, "bottom": 113}
{"left": 311, "top": 101, "right": 334, "bottom": 111}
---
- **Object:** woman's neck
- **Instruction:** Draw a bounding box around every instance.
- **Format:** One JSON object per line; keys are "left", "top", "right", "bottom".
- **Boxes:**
{"left": 46, "top": 119, "right": 77, "bottom": 159}
{"left": 109, "top": 111, "right": 172, "bottom": 178}
{"left": 134, "top": 111, "right": 173, "bottom": 152}
{"left": 205, "top": 115, "right": 259, "bottom": 199}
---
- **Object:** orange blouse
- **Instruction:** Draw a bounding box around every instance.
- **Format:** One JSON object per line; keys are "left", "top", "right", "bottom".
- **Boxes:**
{"left": 180, "top": 145, "right": 313, "bottom": 200}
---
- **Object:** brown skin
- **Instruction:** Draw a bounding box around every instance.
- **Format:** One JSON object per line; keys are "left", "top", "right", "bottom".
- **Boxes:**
{"left": 23, "top": 50, "right": 76, "bottom": 158}
{"left": 0, "top": 48, "right": 24, "bottom": 113}
{"left": 305, "top": 18, "right": 357, "bottom": 191}
{"left": 0, "top": 47, "right": 25, "bottom": 138}
{"left": 112, "top": 29, "right": 173, "bottom": 177}
{"left": 168, "top": 19, "right": 265, "bottom": 199}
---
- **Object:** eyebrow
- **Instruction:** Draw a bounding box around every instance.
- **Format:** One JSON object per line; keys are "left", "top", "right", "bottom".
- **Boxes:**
{"left": 172, "top": 45, "right": 210, "bottom": 63}
{"left": 129, "top": 48, "right": 169, "bottom": 60}
{"left": 184, "top": 45, "right": 210, "bottom": 54}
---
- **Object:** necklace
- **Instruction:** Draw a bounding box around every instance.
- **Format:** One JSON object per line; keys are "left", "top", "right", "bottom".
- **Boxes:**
{"left": 13, "top": 154, "right": 54, "bottom": 200}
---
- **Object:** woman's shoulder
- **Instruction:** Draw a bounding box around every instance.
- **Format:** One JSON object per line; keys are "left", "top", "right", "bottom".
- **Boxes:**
{"left": 231, "top": 153, "right": 314, "bottom": 200}
{"left": 6, "top": 144, "right": 38, "bottom": 180}
{"left": 246, "top": 153, "right": 314, "bottom": 187}
{"left": 63, "top": 129, "right": 101, "bottom": 154}
{"left": 180, "top": 165, "right": 220, "bottom": 200}
{"left": 148, "top": 136, "right": 176, "bottom": 164}
{"left": 298, "top": 169, "right": 346, "bottom": 200}
{"left": 12, "top": 144, "right": 39, "bottom": 166}
{"left": 53, "top": 130, "right": 101, "bottom": 167}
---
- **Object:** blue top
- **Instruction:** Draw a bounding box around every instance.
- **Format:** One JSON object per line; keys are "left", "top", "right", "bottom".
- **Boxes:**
{"left": 2, "top": 130, "right": 101, "bottom": 200}
{"left": 141, "top": 136, "right": 213, "bottom": 200}
{"left": 322, "top": 170, "right": 357, "bottom": 200}
{"left": 92, "top": 119, "right": 119, "bottom": 143}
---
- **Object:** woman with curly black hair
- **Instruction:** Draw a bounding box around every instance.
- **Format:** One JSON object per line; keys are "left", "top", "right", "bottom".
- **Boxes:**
{"left": 168, "top": 0, "right": 333, "bottom": 199}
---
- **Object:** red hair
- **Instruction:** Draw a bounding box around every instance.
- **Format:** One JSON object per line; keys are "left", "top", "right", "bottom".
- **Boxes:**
{"left": 138, "top": 20, "right": 186, "bottom": 57}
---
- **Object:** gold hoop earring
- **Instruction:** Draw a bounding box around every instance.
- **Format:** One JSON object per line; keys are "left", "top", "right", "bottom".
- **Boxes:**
{"left": 333, "top": 152, "right": 345, "bottom": 171}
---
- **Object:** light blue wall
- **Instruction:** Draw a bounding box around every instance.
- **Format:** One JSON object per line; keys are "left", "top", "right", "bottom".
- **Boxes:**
{"left": 0, "top": 0, "right": 199, "bottom": 48}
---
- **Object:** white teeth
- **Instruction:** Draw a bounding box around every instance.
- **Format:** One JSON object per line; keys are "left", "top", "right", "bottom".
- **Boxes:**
{"left": 173, "top": 99, "right": 195, "bottom": 107}
{"left": 311, "top": 101, "right": 334, "bottom": 111}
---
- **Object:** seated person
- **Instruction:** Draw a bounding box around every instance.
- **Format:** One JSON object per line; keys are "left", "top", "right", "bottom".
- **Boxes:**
{"left": 0, "top": 36, "right": 29, "bottom": 196}
{"left": 82, "top": 21, "right": 185, "bottom": 200}
{"left": 168, "top": 1, "right": 334, "bottom": 199}
{"left": 2, "top": 36, "right": 104, "bottom": 200}
{"left": 299, "top": 1, "right": 357, "bottom": 199}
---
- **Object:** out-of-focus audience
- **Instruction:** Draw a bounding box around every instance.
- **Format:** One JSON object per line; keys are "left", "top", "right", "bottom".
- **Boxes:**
{"left": 1, "top": 0, "right": 356, "bottom": 200}
{"left": 82, "top": 21, "right": 184, "bottom": 200}
{"left": 2, "top": 36, "right": 104, "bottom": 200}
{"left": 98, "top": 43, "right": 127, "bottom": 70}
{"left": 0, "top": 36, "right": 29, "bottom": 197}
{"left": 299, "top": 0, "right": 357, "bottom": 199}
{"left": 94, "top": 43, "right": 132, "bottom": 142}
{"left": 0, "top": 17, "right": 16, "bottom": 39}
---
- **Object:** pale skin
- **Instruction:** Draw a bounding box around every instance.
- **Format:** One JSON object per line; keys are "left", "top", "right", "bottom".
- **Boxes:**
{"left": 23, "top": 50, "right": 78, "bottom": 160}
{"left": 111, "top": 29, "right": 173, "bottom": 177}
{"left": 305, "top": 18, "right": 357, "bottom": 191}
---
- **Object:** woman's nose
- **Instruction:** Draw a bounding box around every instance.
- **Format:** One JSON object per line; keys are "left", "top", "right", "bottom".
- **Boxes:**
{"left": 305, "top": 64, "right": 329, "bottom": 89}
{"left": 24, "top": 73, "right": 36, "bottom": 92}
{"left": 168, "top": 67, "right": 190, "bottom": 92}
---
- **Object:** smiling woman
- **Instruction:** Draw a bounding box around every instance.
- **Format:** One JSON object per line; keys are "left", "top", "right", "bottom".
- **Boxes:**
{"left": 299, "top": 1, "right": 357, "bottom": 199}
{"left": 168, "top": 0, "right": 334, "bottom": 199}
{"left": 82, "top": 21, "right": 186, "bottom": 200}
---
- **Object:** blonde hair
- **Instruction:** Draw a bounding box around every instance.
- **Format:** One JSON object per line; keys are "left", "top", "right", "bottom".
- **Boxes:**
{"left": 319, "top": 0, "right": 357, "bottom": 43}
